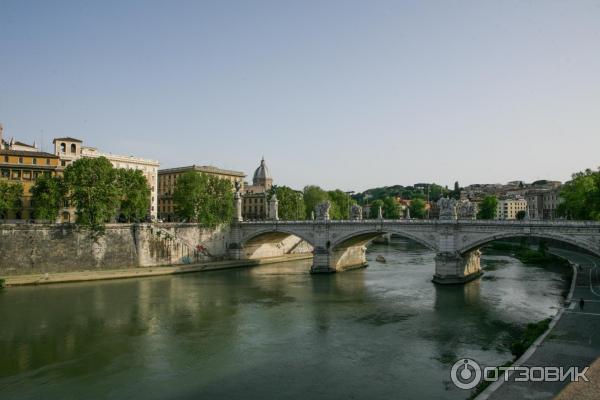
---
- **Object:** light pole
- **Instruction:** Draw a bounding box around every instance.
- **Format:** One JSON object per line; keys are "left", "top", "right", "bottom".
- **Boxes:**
{"left": 345, "top": 191, "right": 355, "bottom": 220}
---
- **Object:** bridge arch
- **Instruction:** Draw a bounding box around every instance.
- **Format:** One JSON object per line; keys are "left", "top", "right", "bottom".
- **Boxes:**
{"left": 240, "top": 227, "right": 315, "bottom": 248}
{"left": 457, "top": 232, "right": 600, "bottom": 258}
{"left": 331, "top": 228, "right": 437, "bottom": 252}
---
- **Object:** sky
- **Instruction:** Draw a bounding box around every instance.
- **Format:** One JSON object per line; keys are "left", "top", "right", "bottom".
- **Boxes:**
{"left": 1, "top": 1, "right": 599, "bottom": 192}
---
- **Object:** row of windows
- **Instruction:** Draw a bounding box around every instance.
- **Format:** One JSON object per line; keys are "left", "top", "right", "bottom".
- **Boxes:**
{"left": 243, "top": 197, "right": 265, "bottom": 204}
{"left": 3, "top": 155, "right": 52, "bottom": 165}
{"left": 1, "top": 169, "right": 52, "bottom": 180}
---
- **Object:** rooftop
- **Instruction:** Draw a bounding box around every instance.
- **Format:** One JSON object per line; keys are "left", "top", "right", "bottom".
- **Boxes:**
{"left": 0, "top": 149, "right": 58, "bottom": 158}
{"left": 53, "top": 137, "right": 83, "bottom": 143}
{"left": 158, "top": 165, "right": 245, "bottom": 177}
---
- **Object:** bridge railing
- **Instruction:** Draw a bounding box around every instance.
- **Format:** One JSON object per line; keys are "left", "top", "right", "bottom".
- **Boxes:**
{"left": 238, "top": 219, "right": 600, "bottom": 227}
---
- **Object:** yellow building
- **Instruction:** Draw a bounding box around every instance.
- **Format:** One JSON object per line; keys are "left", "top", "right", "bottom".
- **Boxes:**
{"left": 496, "top": 197, "right": 528, "bottom": 220}
{"left": 0, "top": 149, "right": 61, "bottom": 220}
{"left": 158, "top": 165, "right": 246, "bottom": 221}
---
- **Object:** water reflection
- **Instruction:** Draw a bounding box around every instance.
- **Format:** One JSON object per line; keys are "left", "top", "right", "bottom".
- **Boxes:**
{"left": 0, "top": 238, "right": 569, "bottom": 400}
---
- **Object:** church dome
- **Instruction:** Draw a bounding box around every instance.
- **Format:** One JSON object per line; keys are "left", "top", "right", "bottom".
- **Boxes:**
{"left": 252, "top": 157, "right": 272, "bottom": 187}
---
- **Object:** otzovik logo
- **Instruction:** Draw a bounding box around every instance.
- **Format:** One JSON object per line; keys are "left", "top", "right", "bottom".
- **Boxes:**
{"left": 450, "top": 358, "right": 590, "bottom": 390}
{"left": 451, "top": 358, "right": 482, "bottom": 389}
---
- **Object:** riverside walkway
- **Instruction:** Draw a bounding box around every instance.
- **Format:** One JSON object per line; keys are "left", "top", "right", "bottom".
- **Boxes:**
{"left": 480, "top": 249, "right": 600, "bottom": 399}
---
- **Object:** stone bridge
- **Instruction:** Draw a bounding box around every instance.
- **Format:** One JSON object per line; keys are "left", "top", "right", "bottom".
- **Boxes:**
{"left": 229, "top": 219, "right": 600, "bottom": 284}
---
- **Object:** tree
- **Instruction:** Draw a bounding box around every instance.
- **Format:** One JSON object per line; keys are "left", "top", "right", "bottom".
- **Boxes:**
{"left": 63, "top": 157, "right": 121, "bottom": 231}
{"left": 173, "top": 171, "right": 234, "bottom": 226}
{"left": 327, "top": 189, "right": 354, "bottom": 220}
{"left": 477, "top": 196, "right": 498, "bottom": 220}
{"left": 516, "top": 210, "right": 527, "bottom": 220}
{"left": 369, "top": 199, "right": 384, "bottom": 219}
{"left": 116, "top": 168, "right": 151, "bottom": 222}
{"left": 269, "top": 185, "right": 305, "bottom": 220}
{"left": 557, "top": 168, "right": 600, "bottom": 220}
{"left": 382, "top": 197, "right": 400, "bottom": 219}
{"left": 0, "top": 181, "right": 23, "bottom": 220}
{"left": 409, "top": 198, "right": 426, "bottom": 219}
{"left": 30, "top": 175, "right": 67, "bottom": 221}
{"left": 303, "top": 185, "right": 330, "bottom": 219}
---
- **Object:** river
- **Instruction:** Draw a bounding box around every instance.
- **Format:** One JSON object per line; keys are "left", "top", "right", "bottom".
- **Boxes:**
{"left": 0, "top": 238, "right": 571, "bottom": 399}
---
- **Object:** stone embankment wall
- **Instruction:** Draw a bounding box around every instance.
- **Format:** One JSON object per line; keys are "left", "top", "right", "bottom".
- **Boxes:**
{"left": 0, "top": 223, "right": 311, "bottom": 276}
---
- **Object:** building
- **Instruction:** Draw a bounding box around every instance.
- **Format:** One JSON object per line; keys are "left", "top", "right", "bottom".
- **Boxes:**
{"left": 157, "top": 165, "right": 245, "bottom": 221}
{"left": 53, "top": 137, "right": 160, "bottom": 220}
{"left": 496, "top": 197, "right": 527, "bottom": 220}
{"left": 526, "top": 189, "right": 562, "bottom": 220}
{"left": 0, "top": 124, "right": 61, "bottom": 220}
{"left": 242, "top": 158, "right": 273, "bottom": 220}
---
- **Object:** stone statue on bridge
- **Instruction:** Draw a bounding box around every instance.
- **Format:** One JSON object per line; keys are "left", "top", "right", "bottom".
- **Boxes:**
{"left": 350, "top": 204, "right": 363, "bottom": 220}
{"left": 315, "top": 201, "right": 331, "bottom": 221}
{"left": 457, "top": 199, "right": 477, "bottom": 220}
{"left": 268, "top": 194, "right": 279, "bottom": 221}
{"left": 437, "top": 197, "right": 457, "bottom": 220}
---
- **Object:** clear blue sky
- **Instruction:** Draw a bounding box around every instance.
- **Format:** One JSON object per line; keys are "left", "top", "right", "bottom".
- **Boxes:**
{"left": 1, "top": 1, "right": 599, "bottom": 191}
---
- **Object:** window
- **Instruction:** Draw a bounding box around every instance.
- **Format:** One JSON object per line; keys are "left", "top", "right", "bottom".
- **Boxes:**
{"left": 3, "top": 156, "right": 8, "bottom": 162}
{"left": 23, "top": 171, "right": 31, "bottom": 180}
{"left": 11, "top": 170, "right": 21, "bottom": 179}
{"left": 46, "top": 158, "right": 50, "bottom": 165}
{"left": 18, "top": 156, "right": 23, "bottom": 164}
{"left": 1, "top": 169, "right": 9, "bottom": 178}
{"left": 61, "top": 160, "right": 67, "bottom": 166}
{"left": 60, "top": 143, "right": 66, "bottom": 152}
{"left": 70, "top": 143, "right": 76, "bottom": 153}
{"left": 32, "top": 158, "right": 37, "bottom": 165}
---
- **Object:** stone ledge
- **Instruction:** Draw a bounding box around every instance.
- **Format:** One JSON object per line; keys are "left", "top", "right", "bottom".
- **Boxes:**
{"left": 3, "top": 253, "right": 313, "bottom": 287}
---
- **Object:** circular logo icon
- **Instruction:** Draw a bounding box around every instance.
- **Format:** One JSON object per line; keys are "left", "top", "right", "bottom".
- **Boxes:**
{"left": 451, "top": 358, "right": 482, "bottom": 390}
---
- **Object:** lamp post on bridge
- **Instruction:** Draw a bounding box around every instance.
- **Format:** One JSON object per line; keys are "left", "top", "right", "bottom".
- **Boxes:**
{"left": 345, "top": 191, "right": 355, "bottom": 220}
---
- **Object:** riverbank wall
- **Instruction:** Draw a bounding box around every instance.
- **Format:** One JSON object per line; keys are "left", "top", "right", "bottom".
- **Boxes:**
{"left": 0, "top": 223, "right": 312, "bottom": 278}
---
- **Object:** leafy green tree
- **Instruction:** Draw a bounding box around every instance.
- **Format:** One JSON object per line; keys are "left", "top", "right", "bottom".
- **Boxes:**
{"left": 516, "top": 210, "right": 527, "bottom": 220}
{"left": 477, "top": 196, "right": 498, "bottom": 220}
{"left": 409, "top": 198, "right": 426, "bottom": 219}
{"left": 369, "top": 199, "right": 384, "bottom": 219}
{"left": 303, "top": 185, "right": 330, "bottom": 219}
{"left": 382, "top": 197, "right": 400, "bottom": 219}
{"left": 116, "top": 169, "right": 151, "bottom": 222}
{"left": 557, "top": 168, "right": 600, "bottom": 220}
{"left": 0, "top": 181, "right": 23, "bottom": 220}
{"left": 327, "top": 189, "right": 355, "bottom": 220}
{"left": 30, "top": 175, "right": 67, "bottom": 221}
{"left": 269, "top": 185, "right": 305, "bottom": 220}
{"left": 64, "top": 157, "right": 121, "bottom": 231}
{"left": 173, "top": 171, "right": 233, "bottom": 226}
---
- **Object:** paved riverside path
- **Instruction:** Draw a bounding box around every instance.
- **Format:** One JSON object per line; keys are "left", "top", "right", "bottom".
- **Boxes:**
{"left": 480, "top": 249, "right": 600, "bottom": 399}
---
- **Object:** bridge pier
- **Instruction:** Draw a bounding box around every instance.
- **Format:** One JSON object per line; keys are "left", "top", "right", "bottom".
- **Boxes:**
{"left": 311, "top": 246, "right": 336, "bottom": 273}
{"left": 432, "top": 249, "right": 482, "bottom": 284}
